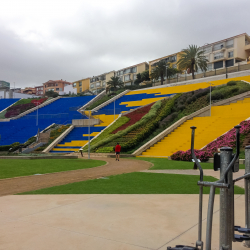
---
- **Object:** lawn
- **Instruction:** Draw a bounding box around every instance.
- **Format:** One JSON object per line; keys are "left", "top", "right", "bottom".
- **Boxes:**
{"left": 134, "top": 157, "right": 245, "bottom": 170}
{"left": 21, "top": 172, "right": 244, "bottom": 195}
{"left": 0, "top": 159, "right": 106, "bottom": 179}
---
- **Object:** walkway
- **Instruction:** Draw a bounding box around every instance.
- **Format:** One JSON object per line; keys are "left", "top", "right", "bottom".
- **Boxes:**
{"left": 0, "top": 194, "right": 246, "bottom": 250}
{"left": 0, "top": 158, "right": 152, "bottom": 196}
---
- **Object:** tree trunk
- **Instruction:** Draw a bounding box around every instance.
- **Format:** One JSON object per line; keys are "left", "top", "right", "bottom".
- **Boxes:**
{"left": 161, "top": 73, "right": 164, "bottom": 85}
{"left": 192, "top": 63, "right": 195, "bottom": 79}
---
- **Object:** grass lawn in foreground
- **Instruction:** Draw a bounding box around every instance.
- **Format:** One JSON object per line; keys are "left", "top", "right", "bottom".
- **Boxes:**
{"left": 21, "top": 172, "right": 244, "bottom": 195}
{"left": 133, "top": 157, "right": 245, "bottom": 170}
{"left": 0, "top": 159, "right": 106, "bottom": 179}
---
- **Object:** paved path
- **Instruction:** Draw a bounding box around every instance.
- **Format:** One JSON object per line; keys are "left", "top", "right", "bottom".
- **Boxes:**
{"left": 142, "top": 169, "right": 246, "bottom": 188}
{"left": 0, "top": 194, "right": 246, "bottom": 250}
{"left": 0, "top": 158, "right": 152, "bottom": 196}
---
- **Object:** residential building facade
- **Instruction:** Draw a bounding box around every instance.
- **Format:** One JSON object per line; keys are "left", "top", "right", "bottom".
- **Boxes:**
{"left": 115, "top": 62, "right": 149, "bottom": 86}
{"left": 89, "top": 71, "right": 114, "bottom": 94}
{"left": 35, "top": 86, "right": 44, "bottom": 96}
{"left": 72, "top": 77, "right": 90, "bottom": 94}
{"left": 200, "top": 33, "right": 250, "bottom": 72}
{"left": 43, "top": 80, "right": 72, "bottom": 94}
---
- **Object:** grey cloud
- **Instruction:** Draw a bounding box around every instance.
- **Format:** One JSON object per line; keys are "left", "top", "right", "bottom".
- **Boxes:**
{"left": 0, "top": 0, "right": 249, "bottom": 88}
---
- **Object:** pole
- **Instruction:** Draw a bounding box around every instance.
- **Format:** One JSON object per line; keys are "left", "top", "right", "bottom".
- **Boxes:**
{"left": 244, "top": 146, "right": 250, "bottom": 247}
{"left": 14, "top": 82, "right": 15, "bottom": 98}
{"left": 114, "top": 99, "right": 115, "bottom": 121}
{"left": 210, "top": 83, "right": 211, "bottom": 117}
{"left": 220, "top": 147, "right": 233, "bottom": 250}
{"left": 36, "top": 102, "right": 38, "bottom": 126}
{"left": 88, "top": 111, "right": 90, "bottom": 159}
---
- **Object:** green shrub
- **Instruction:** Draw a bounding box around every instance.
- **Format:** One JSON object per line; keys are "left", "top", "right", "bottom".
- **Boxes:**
{"left": 227, "top": 81, "right": 237, "bottom": 86}
{"left": 96, "top": 147, "right": 114, "bottom": 153}
{"left": 121, "top": 94, "right": 181, "bottom": 151}
{"left": 86, "top": 116, "right": 130, "bottom": 148}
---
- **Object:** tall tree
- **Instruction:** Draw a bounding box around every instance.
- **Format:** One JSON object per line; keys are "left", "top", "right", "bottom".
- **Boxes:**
{"left": 141, "top": 70, "right": 150, "bottom": 81}
{"left": 150, "top": 60, "right": 167, "bottom": 85}
{"left": 134, "top": 73, "right": 142, "bottom": 85}
{"left": 107, "top": 76, "right": 124, "bottom": 91}
{"left": 177, "top": 45, "right": 208, "bottom": 79}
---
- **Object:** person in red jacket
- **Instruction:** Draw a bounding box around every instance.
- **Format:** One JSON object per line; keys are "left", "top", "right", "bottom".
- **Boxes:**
{"left": 115, "top": 143, "right": 121, "bottom": 161}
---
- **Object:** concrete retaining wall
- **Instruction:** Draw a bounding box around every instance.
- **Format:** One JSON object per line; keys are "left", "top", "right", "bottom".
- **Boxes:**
{"left": 43, "top": 125, "right": 75, "bottom": 153}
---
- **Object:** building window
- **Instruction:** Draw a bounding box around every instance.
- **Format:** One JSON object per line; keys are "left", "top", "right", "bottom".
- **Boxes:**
{"left": 172, "top": 64, "right": 177, "bottom": 68}
{"left": 96, "top": 82, "right": 100, "bottom": 87}
{"left": 59, "top": 88, "right": 62, "bottom": 91}
{"left": 90, "top": 84, "right": 95, "bottom": 88}
{"left": 124, "top": 75, "right": 130, "bottom": 81}
{"left": 56, "top": 84, "right": 58, "bottom": 86}
{"left": 213, "top": 43, "right": 224, "bottom": 51}
{"left": 80, "top": 88, "right": 82, "bottom": 92}
{"left": 228, "top": 51, "right": 234, "bottom": 58}
{"left": 124, "top": 68, "right": 130, "bottom": 74}
{"left": 133, "top": 74, "right": 137, "bottom": 80}
{"left": 119, "top": 76, "right": 123, "bottom": 82}
{"left": 102, "top": 81, "right": 106, "bottom": 87}
{"left": 56, "top": 88, "right": 59, "bottom": 91}
{"left": 214, "top": 52, "right": 224, "bottom": 60}
{"left": 125, "top": 82, "right": 131, "bottom": 86}
{"left": 79, "top": 82, "right": 82, "bottom": 86}
{"left": 226, "top": 39, "right": 234, "bottom": 48}
{"left": 207, "top": 63, "right": 213, "bottom": 71}
{"left": 73, "top": 83, "right": 76, "bottom": 87}
{"left": 226, "top": 59, "right": 234, "bottom": 67}
{"left": 214, "top": 60, "right": 223, "bottom": 69}
{"left": 203, "top": 46, "right": 212, "bottom": 54}
{"left": 131, "top": 67, "right": 137, "bottom": 73}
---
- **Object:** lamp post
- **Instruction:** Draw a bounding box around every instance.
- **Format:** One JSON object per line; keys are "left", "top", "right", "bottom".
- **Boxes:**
{"left": 165, "top": 64, "right": 168, "bottom": 84}
{"left": 114, "top": 99, "right": 115, "bottom": 121}
{"left": 33, "top": 100, "right": 40, "bottom": 126}
{"left": 13, "top": 82, "right": 15, "bottom": 98}
{"left": 88, "top": 110, "right": 97, "bottom": 159}
{"left": 209, "top": 83, "right": 214, "bottom": 116}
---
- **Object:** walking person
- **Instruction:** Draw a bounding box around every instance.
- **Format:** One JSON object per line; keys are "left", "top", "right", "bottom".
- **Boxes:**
{"left": 79, "top": 148, "right": 83, "bottom": 157}
{"left": 115, "top": 143, "right": 121, "bottom": 161}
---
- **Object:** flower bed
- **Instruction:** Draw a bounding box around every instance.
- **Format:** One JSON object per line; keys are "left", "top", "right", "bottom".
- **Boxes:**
{"left": 5, "top": 98, "right": 48, "bottom": 118}
{"left": 112, "top": 103, "right": 153, "bottom": 134}
{"left": 171, "top": 120, "right": 250, "bottom": 162}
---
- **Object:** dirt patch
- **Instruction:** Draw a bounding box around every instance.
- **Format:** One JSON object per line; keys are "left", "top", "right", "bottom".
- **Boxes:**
{"left": 0, "top": 157, "right": 152, "bottom": 196}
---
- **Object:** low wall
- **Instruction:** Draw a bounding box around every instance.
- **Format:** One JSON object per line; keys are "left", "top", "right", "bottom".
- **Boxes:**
{"left": 72, "top": 119, "right": 100, "bottom": 126}
{"left": 133, "top": 91, "right": 250, "bottom": 156}
{"left": 143, "top": 69, "right": 250, "bottom": 92}
{"left": 42, "top": 125, "right": 75, "bottom": 153}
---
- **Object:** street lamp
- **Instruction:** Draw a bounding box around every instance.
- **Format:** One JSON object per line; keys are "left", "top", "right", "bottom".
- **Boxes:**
{"left": 165, "top": 64, "right": 168, "bottom": 84}
{"left": 88, "top": 110, "right": 97, "bottom": 159}
{"left": 209, "top": 82, "right": 215, "bottom": 116}
{"left": 114, "top": 99, "right": 115, "bottom": 121}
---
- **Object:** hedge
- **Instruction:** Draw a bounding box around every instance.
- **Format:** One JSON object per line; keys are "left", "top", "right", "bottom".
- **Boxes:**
{"left": 84, "top": 100, "right": 162, "bottom": 152}
{"left": 121, "top": 93, "right": 181, "bottom": 151}
{"left": 85, "top": 116, "right": 130, "bottom": 148}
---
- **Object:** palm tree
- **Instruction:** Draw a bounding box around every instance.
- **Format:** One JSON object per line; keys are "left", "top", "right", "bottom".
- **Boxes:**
{"left": 107, "top": 76, "right": 124, "bottom": 91}
{"left": 177, "top": 45, "right": 208, "bottom": 79}
{"left": 150, "top": 60, "right": 167, "bottom": 85}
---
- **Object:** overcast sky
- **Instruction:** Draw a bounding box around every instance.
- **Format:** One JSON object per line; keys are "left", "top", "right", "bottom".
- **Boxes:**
{"left": 0, "top": 0, "right": 249, "bottom": 88}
